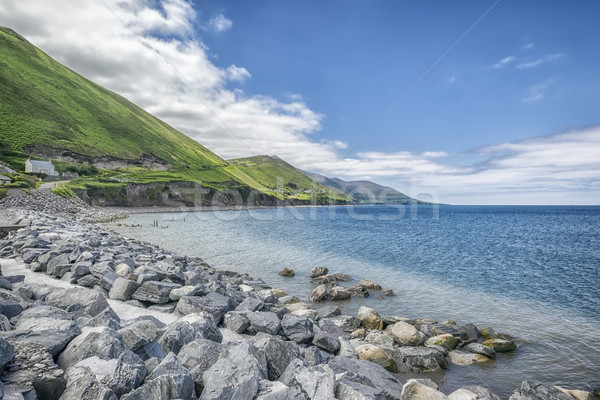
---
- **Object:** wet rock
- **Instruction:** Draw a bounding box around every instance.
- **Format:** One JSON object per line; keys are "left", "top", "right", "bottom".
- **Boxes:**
{"left": 279, "top": 358, "right": 336, "bottom": 399}
{"left": 132, "top": 281, "right": 180, "bottom": 304}
{"left": 425, "top": 334, "right": 458, "bottom": 350}
{"left": 108, "top": 277, "right": 140, "bottom": 301}
{"left": 401, "top": 379, "right": 449, "bottom": 399}
{"left": 332, "top": 273, "right": 353, "bottom": 282}
{"left": 357, "top": 279, "right": 382, "bottom": 290}
{"left": 175, "top": 292, "right": 233, "bottom": 323}
{"left": 479, "top": 326, "right": 498, "bottom": 340}
{"left": 388, "top": 321, "right": 425, "bottom": 346}
{"left": 201, "top": 342, "right": 267, "bottom": 400}
{"left": 66, "top": 354, "right": 147, "bottom": 397}
{"left": 310, "top": 265, "right": 329, "bottom": 278}
{"left": 509, "top": 381, "right": 572, "bottom": 400}
{"left": 357, "top": 306, "right": 383, "bottom": 330}
{"left": 382, "top": 289, "right": 395, "bottom": 296}
{"left": 481, "top": 338, "right": 517, "bottom": 353}
{"left": 393, "top": 346, "right": 448, "bottom": 373}
{"left": 279, "top": 268, "right": 295, "bottom": 277}
{"left": 281, "top": 314, "right": 315, "bottom": 343}
{"left": 448, "top": 350, "right": 490, "bottom": 366}
{"left": 349, "top": 285, "right": 370, "bottom": 298}
{"left": 308, "top": 284, "right": 328, "bottom": 302}
{"left": 464, "top": 342, "right": 495, "bottom": 358}
{"left": 356, "top": 344, "right": 397, "bottom": 372}
{"left": 329, "top": 286, "right": 351, "bottom": 300}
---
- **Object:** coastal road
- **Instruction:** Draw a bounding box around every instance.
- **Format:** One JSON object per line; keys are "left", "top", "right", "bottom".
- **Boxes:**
{"left": 37, "top": 180, "right": 71, "bottom": 191}
{"left": 0, "top": 258, "right": 179, "bottom": 325}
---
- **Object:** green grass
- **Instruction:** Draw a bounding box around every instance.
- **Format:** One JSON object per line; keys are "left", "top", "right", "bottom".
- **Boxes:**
{"left": 0, "top": 27, "right": 224, "bottom": 170}
{"left": 0, "top": 188, "right": 6, "bottom": 200}
{"left": 51, "top": 183, "right": 76, "bottom": 198}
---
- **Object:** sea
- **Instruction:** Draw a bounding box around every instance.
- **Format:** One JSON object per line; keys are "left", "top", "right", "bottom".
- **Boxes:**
{"left": 107, "top": 205, "right": 600, "bottom": 398}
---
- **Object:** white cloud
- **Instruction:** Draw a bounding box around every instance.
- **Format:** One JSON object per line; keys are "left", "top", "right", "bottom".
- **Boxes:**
{"left": 522, "top": 79, "right": 553, "bottom": 103}
{"left": 206, "top": 14, "right": 232, "bottom": 33}
{"left": 0, "top": 1, "right": 596, "bottom": 204}
{"left": 493, "top": 56, "right": 515, "bottom": 68}
{"left": 516, "top": 52, "right": 564, "bottom": 69}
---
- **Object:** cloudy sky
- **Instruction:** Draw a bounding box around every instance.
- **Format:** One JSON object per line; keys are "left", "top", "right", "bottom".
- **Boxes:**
{"left": 1, "top": 0, "right": 599, "bottom": 204}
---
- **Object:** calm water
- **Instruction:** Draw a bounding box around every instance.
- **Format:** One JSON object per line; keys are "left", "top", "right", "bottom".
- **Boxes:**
{"left": 108, "top": 205, "right": 600, "bottom": 397}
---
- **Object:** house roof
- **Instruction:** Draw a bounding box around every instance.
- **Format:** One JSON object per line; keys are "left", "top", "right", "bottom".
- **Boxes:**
{"left": 27, "top": 159, "right": 54, "bottom": 168}
{"left": 0, "top": 174, "right": 11, "bottom": 181}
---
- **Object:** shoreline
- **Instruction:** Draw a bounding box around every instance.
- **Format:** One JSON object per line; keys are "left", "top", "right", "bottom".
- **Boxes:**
{"left": 0, "top": 192, "right": 597, "bottom": 399}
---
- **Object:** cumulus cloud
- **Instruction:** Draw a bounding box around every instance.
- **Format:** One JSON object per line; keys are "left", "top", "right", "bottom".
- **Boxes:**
{"left": 205, "top": 14, "right": 232, "bottom": 33}
{"left": 226, "top": 65, "right": 251, "bottom": 82}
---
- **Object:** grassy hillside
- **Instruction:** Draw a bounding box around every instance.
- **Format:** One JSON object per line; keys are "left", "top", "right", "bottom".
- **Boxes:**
{"left": 226, "top": 155, "right": 349, "bottom": 202}
{"left": 0, "top": 27, "right": 224, "bottom": 170}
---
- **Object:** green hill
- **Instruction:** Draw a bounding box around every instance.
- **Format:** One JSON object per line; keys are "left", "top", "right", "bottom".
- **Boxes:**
{"left": 0, "top": 27, "right": 224, "bottom": 170}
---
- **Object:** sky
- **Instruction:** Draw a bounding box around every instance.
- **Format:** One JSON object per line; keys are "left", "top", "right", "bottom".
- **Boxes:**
{"left": 1, "top": 0, "right": 599, "bottom": 204}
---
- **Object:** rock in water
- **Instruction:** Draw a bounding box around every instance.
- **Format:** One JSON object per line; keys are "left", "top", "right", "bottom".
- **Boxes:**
{"left": 388, "top": 321, "right": 425, "bottom": 346}
{"left": 424, "top": 334, "right": 458, "bottom": 350}
{"left": 481, "top": 339, "right": 517, "bottom": 353}
{"left": 279, "top": 268, "right": 295, "bottom": 277}
{"left": 308, "top": 284, "right": 328, "bottom": 302}
{"left": 509, "top": 381, "right": 572, "bottom": 400}
{"left": 357, "top": 306, "right": 383, "bottom": 330}
{"left": 401, "top": 379, "right": 450, "bottom": 399}
{"left": 357, "top": 279, "right": 382, "bottom": 290}
{"left": 328, "top": 286, "right": 351, "bottom": 300}
{"left": 310, "top": 266, "right": 329, "bottom": 278}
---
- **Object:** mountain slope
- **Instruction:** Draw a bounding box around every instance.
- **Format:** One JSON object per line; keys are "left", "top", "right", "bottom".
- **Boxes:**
{"left": 302, "top": 170, "right": 424, "bottom": 204}
{"left": 0, "top": 27, "right": 224, "bottom": 170}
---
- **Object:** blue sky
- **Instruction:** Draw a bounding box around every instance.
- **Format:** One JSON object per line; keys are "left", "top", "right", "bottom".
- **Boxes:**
{"left": 1, "top": 0, "right": 599, "bottom": 204}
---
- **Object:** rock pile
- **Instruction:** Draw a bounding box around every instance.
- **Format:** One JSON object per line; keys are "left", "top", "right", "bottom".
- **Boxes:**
{"left": 307, "top": 265, "right": 395, "bottom": 302}
{"left": 0, "top": 210, "right": 595, "bottom": 399}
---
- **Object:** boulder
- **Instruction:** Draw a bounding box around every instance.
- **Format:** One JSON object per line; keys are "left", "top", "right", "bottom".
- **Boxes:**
{"left": 279, "top": 268, "right": 295, "bottom": 277}
{"left": 324, "top": 315, "right": 362, "bottom": 332}
{"left": 356, "top": 344, "right": 397, "bottom": 372}
{"left": 84, "top": 307, "right": 121, "bottom": 331}
{"left": 308, "top": 284, "right": 328, "bottom": 302}
{"left": 44, "top": 287, "right": 109, "bottom": 317}
{"left": 357, "top": 306, "right": 383, "bottom": 330}
{"left": 254, "top": 335, "right": 301, "bottom": 380}
{"left": 337, "top": 336, "right": 358, "bottom": 358}
{"left": 281, "top": 314, "right": 315, "bottom": 343}
{"left": 201, "top": 342, "right": 267, "bottom": 400}
{"left": 114, "top": 263, "right": 134, "bottom": 277}
{"left": 108, "top": 277, "right": 140, "bottom": 301}
{"left": 357, "top": 279, "right": 382, "bottom": 290}
{"left": 336, "top": 379, "right": 385, "bottom": 400}
{"left": 310, "top": 265, "right": 329, "bottom": 278}
{"left": 0, "top": 336, "right": 14, "bottom": 369}
{"left": 236, "top": 297, "right": 264, "bottom": 312}
{"left": 448, "top": 350, "right": 490, "bottom": 366}
{"left": 459, "top": 386, "right": 503, "bottom": 400}
{"left": 118, "top": 319, "right": 159, "bottom": 352}
{"left": 66, "top": 354, "right": 147, "bottom": 397}
{"left": 132, "top": 281, "right": 180, "bottom": 304}
{"left": 0, "top": 298, "right": 23, "bottom": 319}
{"left": 463, "top": 343, "right": 495, "bottom": 358}
{"left": 554, "top": 387, "right": 594, "bottom": 400}
{"left": 246, "top": 311, "right": 282, "bottom": 335}
{"left": 479, "top": 327, "right": 498, "bottom": 340}
{"left": 178, "top": 339, "right": 226, "bottom": 395}
{"left": 424, "top": 334, "right": 458, "bottom": 350}
{"left": 8, "top": 316, "right": 81, "bottom": 357}
{"left": 144, "top": 352, "right": 194, "bottom": 400}
{"left": 388, "top": 321, "right": 425, "bottom": 346}
{"left": 481, "top": 339, "right": 517, "bottom": 353}
{"left": 509, "top": 381, "right": 572, "bottom": 400}
{"left": 158, "top": 313, "right": 222, "bottom": 355}
{"left": 364, "top": 330, "right": 395, "bottom": 348}
{"left": 316, "top": 305, "right": 341, "bottom": 318}
{"left": 349, "top": 285, "right": 370, "bottom": 298}
{"left": 312, "top": 326, "right": 341, "bottom": 353}
{"left": 329, "top": 286, "right": 351, "bottom": 300}
{"left": 169, "top": 285, "right": 205, "bottom": 302}
{"left": 303, "top": 346, "right": 332, "bottom": 366}
{"left": 255, "top": 380, "right": 295, "bottom": 400}
{"left": 59, "top": 373, "right": 118, "bottom": 400}
{"left": 392, "top": 346, "right": 448, "bottom": 373}
{"left": 175, "top": 292, "right": 233, "bottom": 324}
{"left": 279, "top": 358, "right": 335, "bottom": 399}
{"left": 223, "top": 311, "right": 251, "bottom": 334}
{"left": 401, "top": 379, "right": 449, "bottom": 399}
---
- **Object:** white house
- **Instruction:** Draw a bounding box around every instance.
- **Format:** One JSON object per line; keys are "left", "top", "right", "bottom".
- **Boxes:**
{"left": 25, "top": 159, "right": 58, "bottom": 176}
{"left": 0, "top": 174, "right": 11, "bottom": 185}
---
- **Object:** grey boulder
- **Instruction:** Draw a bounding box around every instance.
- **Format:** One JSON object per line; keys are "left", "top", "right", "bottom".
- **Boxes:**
{"left": 281, "top": 314, "right": 315, "bottom": 343}
{"left": 509, "top": 381, "right": 572, "bottom": 400}
{"left": 132, "top": 281, "right": 181, "bottom": 304}
{"left": 175, "top": 292, "right": 233, "bottom": 323}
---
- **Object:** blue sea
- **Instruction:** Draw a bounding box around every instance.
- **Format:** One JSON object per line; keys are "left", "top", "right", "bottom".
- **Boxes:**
{"left": 108, "top": 205, "right": 600, "bottom": 397}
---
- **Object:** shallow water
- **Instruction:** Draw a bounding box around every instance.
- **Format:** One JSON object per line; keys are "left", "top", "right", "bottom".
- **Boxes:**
{"left": 108, "top": 205, "right": 600, "bottom": 397}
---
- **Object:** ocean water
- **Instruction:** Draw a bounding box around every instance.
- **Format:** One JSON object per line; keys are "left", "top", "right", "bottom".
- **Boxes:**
{"left": 108, "top": 205, "right": 600, "bottom": 397}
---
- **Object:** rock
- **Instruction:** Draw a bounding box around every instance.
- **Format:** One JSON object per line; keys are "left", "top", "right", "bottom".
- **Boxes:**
{"left": 44, "top": 287, "right": 109, "bottom": 317}
{"left": 169, "top": 285, "right": 205, "bottom": 302}
{"left": 317, "top": 305, "right": 341, "bottom": 318}
{"left": 479, "top": 327, "right": 499, "bottom": 340}
{"left": 332, "top": 273, "right": 353, "bottom": 282}
{"left": 328, "top": 356, "right": 404, "bottom": 400}
{"left": 329, "top": 286, "right": 351, "bottom": 300}
{"left": 84, "top": 307, "right": 121, "bottom": 331}
{"left": 325, "top": 315, "right": 362, "bottom": 332}
{"left": 356, "top": 344, "right": 397, "bottom": 372}
{"left": 2, "top": 342, "right": 66, "bottom": 400}
{"left": 336, "top": 379, "right": 385, "bottom": 400}
{"left": 158, "top": 313, "right": 222, "bottom": 355}
{"left": 59, "top": 373, "right": 118, "bottom": 400}
{"left": 279, "top": 268, "right": 295, "bottom": 277}
{"left": 424, "top": 334, "right": 458, "bottom": 350}
{"left": 132, "top": 281, "right": 180, "bottom": 304}
{"left": 114, "top": 263, "right": 134, "bottom": 276}
{"left": 66, "top": 354, "right": 147, "bottom": 397}
{"left": 144, "top": 352, "right": 194, "bottom": 400}
{"left": 246, "top": 311, "right": 282, "bottom": 335}
{"left": 0, "top": 298, "right": 23, "bottom": 319}
{"left": 118, "top": 319, "right": 159, "bottom": 352}
{"left": 0, "top": 336, "right": 14, "bottom": 369}
{"left": 175, "top": 292, "right": 233, "bottom": 323}
{"left": 312, "top": 325, "right": 342, "bottom": 353}
{"left": 349, "top": 285, "right": 370, "bottom": 298}
{"left": 57, "top": 327, "right": 140, "bottom": 371}
{"left": 223, "top": 311, "right": 251, "bottom": 333}
{"left": 554, "top": 387, "right": 594, "bottom": 400}
{"left": 311, "top": 274, "right": 336, "bottom": 284}
{"left": 382, "top": 289, "right": 395, "bottom": 296}
{"left": 481, "top": 338, "right": 517, "bottom": 353}
{"left": 201, "top": 342, "right": 267, "bottom": 400}
{"left": 357, "top": 279, "right": 382, "bottom": 290}
{"left": 448, "top": 350, "right": 490, "bottom": 365}
{"left": 254, "top": 335, "right": 301, "bottom": 380}
{"left": 99, "top": 271, "right": 120, "bottom": 291}
{"left": 464, "top": 342, "right": 495, "bottom": 358}
{"left": 337, "top": 336, "right": 358, "bottom": 358}
{"left": 108, "top": 277, "right": 140, "bottom": 301}
{"left": 236, "top": 297, "right": 264, "bottom": 312}
{"left": 277, "top": 295, "right": 299, "bottom": 304}
{"left": 271, "top": 289, "right": 287, "bottom": 298}
{"left": 77, "top": 274, "right": 100, "bottom": 288}
{"left": 364, "top": 330, "right": 395, "bottom": 348}
{"left": 509, "top": 381, "right": 572, "bottom": 400}
{"left": 255, "top": 380, "right": 295, "bottom": 400}
{"left": 357, "top": 306, "right": 383, "bottom": 330}
{"left": 460, "top": 386, "right": 502, "bottom": 400}
{"left": 392, "top": 346, "right": 448, "bottom": 373}
{"left": 388, "top": 321, "right": 425, "bottom": 346}
{"left": 178, "top": 339, "right": 226, "bottom": 395}
{"left": 303, "top": 345, "right": 331, "bottom": 366}
{"left": 308, "top": 284, "right": 328, "bottom": 302}
{"left": 401, "top": 379, "right": 450, "bottom": 399}
{"left": 281, "top": 314, "right": 315, "bottom": 343}
{"left": 310, "top": 265, "right": 329, "bottom": 278}
{"left": 279, "top": 358, "right": 336, "bottom": 399}
{"left": 7, "top": 316, "right": 81, "bottom": 357}
{"left": 292, "top": 308, "right": 319, "bottom": 320}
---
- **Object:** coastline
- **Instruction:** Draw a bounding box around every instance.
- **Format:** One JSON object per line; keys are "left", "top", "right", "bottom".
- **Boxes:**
{"left": 0, "top": 192, "right": 597, "bottom": 399}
